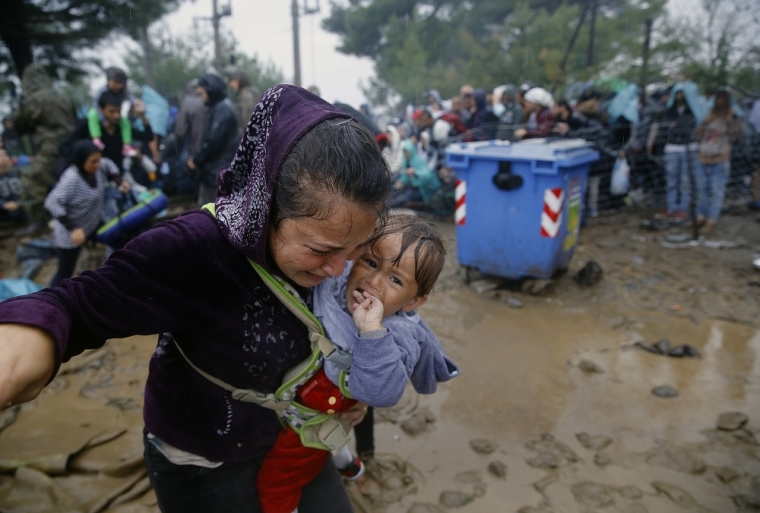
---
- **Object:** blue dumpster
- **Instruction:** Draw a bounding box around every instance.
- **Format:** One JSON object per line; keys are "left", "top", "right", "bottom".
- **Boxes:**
{"left": 446, "top": 139, "right": 599, "bottom": 280}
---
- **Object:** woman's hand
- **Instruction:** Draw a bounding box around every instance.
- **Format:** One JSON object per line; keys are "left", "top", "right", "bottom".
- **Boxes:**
{"left": 340, "top": 401, "right": 369, "bottom": 427}
{"left": 0, "top": 324, "right": 56, "bottom": 408}
{"left": 514, "top": 128, "right": 527, "bottom": 139}
{"left": 117, "top": 181, "right": 131, "bottom": 194}
{"left": 405, "top": 167, "right": 416, "bottom": 176}
{"left": 70, "top": 228, "right": 86, "bottom": 246}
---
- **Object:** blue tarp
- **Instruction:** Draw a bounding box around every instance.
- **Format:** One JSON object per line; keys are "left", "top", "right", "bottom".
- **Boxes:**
{"left": 135, "top": 86, "right": 170, "bottom": 137}
{"left": 0, "top": 279, "right": 43, "bottom": 301}
{"left": 608, "top": 83, "right": 640, "bottom": 124}
{"left": 667, "top": 81, "right": 708, "bottom": 124}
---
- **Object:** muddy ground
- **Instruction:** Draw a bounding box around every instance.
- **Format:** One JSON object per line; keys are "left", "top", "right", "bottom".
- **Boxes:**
{"left": 0, "top": 207, "right": 758, "bottom": 513}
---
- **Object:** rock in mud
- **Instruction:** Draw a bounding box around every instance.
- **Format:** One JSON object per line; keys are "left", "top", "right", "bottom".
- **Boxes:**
{"left": 522, "top": 279, "right": 554, "bottom": 295}
{"left": 453, "top": 470, "right": 482, "bottom": 484}
{"left": 734, "top": 494, "right": 760, "bottom": 513}
{"left": 617, "top": 485, "right": 643, "bottom": 500}
{"left": 507, "top": 297, "right": 523, "bottom": 309}
{"left": 646, "top": 446, "right": 706, "bottom": 475}
{"left": 578, "top": 360, "right": 605, "bottom": 374}
{"left": 571, "top": 481, "right": 614, "bottom": 508}
{"left": 400, "top": 408, "right": 436, "bottom": 436}
{"left": 576, "top": 432, "right": 613, "bottom": 451}
{"left": 714, "top": 466, "right": 740, "bottom": 483}
{"left": 594, "top": 452, "right": 612, "bottom": 467}
{"left": 633, "top": 340, "right": 701, "bottom": 358}
{"left": 701, "top": 427, "right": 759, "bottom": 447}
{"left": 652, "top": 338, "right": 671, "bottom": 353}
{"left": 574, "top": 260, "right": 603, "bottom": 287}
{"left": 439, "top": 490, "right": 474, "bottom": 508}
{"left": 651, "top": 481, "right": 698, "bottom": 508}
{"left": 651, "top": 385, "right": 679, "bottom": 398}
{"left": 487, "top": 461, "right": 507, "bottom": 479}
{"left": 407, "top": 503, "right": 445, "bottom": 513}
{"left": 526, "top": 433, "right": 580, "bottom": 469}
{"left": 0, "top": 405, "right": 20, "bottom": 433}
{"left": 533, "top": 472, "right": 558, "bottom": 492}
{"left": 470, "top": 279, "right": 499, "bottom": 294}
{"left": 717, "top": 411, "right": 749, "bottom": 431}
{"left": 469, "top": 438, "right": 496, "bottom": 455}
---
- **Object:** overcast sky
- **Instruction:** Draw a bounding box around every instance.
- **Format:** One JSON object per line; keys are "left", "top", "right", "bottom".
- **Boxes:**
{"left": 156, "top": 0, "right": 375, "bottom": 107}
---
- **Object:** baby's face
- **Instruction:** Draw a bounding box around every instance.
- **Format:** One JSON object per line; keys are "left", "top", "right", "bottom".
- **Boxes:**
{"left": 346, "top": 233, "right": 424, "bottom": 316}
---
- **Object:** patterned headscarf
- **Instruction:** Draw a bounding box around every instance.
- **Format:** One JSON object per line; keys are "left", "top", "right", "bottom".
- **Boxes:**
{"left": 214, "top": 85, "right": 351, "bottom": 265}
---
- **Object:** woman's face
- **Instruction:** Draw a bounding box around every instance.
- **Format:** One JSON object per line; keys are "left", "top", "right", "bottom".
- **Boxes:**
{"left": 83, "top": 152, "right": 102, "bottom": 174}
{"left": 268, "top": 198, "right": 378, "bottom": 288}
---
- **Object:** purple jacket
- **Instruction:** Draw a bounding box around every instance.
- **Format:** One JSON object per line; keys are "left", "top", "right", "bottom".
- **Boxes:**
{"left": 0, "top": 211, "right": 313, "bottom": 461}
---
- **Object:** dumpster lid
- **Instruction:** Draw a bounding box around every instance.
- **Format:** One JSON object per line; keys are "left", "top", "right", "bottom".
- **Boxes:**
{"left": 446, "top": 138, "right": 595, "bottom": 161}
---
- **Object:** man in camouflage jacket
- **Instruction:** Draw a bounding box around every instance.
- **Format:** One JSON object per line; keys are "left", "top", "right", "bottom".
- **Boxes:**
{"left": 13, "top": 63, "right": 77, "bottom": 230}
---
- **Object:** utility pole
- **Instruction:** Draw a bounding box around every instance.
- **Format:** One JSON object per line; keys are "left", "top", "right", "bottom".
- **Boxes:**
{"left": 139, "top": 27, "right": 155, "bottom": 88}
{"left": 291, "top": 0, "right": 320, "bottom": 87}
{"left": 640, "top": 18, "right": 653, "bottom": 88}
{"left": 587, "top": 0, "right": 597, "bottom": 68}
{"left": 291, "top": 0, "right": 301, "bottom": 86}
{"left": 208, "top": 0, "right": 232, "bottom": 71}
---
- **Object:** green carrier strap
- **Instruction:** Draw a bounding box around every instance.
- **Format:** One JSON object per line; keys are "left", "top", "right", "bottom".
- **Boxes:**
{"left": 172, "top": 204, "right": 350, "bottom": 412}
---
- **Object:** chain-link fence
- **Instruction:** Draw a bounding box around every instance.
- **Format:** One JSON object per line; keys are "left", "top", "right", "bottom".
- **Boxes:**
{"left": 426, "top": 117, "right": 760, "bottom": 220}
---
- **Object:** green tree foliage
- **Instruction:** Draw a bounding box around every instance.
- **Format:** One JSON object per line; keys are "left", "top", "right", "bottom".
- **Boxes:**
{"left": 655, "top": 0, "right": 760, "bottom": 95}
{"left": 0, "top": 0, "right": 185, "bottom": 79}
{"left": 325, "top": 0, "right": 665, "bottom": 106}
{"left": 123, "top": 22, "right": 285, "bottom": 102}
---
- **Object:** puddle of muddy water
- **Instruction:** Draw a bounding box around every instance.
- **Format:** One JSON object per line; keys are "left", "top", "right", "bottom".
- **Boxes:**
{"left": 370, "top": 286, "right": 760, "bottom": 512}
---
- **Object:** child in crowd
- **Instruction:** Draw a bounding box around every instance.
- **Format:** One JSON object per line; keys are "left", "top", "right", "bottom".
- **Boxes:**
{"left": 122, "top": 141, "right": 158, "bottom": 188}
{"left": 74, "top": 91, "right": 154, "bottom": 173}
{"left": 0, "top": 149, "right": 24, "bottom": 222}
{"left": 45, "top": 141, "right": 129, "bottom": 287}
{"left": 88, "top": 67, "right": 143, "bottom": 156}
{"left": 694, "top": 89, "right": 742, "bottom": 233}
{"left": 257, "top": 215, "right": 459, "bottom": 513}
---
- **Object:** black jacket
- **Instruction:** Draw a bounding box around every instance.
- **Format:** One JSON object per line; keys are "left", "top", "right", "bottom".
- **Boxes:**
{"left": 194, "top": 74, "right": 239, "bottom": 187}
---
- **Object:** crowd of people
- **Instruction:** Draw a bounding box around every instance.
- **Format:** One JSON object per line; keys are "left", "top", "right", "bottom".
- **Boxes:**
{"left": 0, "top": 82, "right": 462, "bottom": 513}
{"left": 0, "top": 60, "right": 759, "bottom": 512}
{"left": 374, "top": 81, "right": 760, "bottom": 232}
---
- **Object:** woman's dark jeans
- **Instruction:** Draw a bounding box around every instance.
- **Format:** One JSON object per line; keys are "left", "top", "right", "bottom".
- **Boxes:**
{"left": 144, "top": 432, "right": 354, "bottom": 513}
{"left": 50, "top": 247, "right": 82, "bottom": 287}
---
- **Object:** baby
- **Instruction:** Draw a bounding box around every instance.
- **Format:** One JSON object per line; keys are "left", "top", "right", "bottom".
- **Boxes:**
{"left": 257, "top": 215, "right": 459, "bottom": 513}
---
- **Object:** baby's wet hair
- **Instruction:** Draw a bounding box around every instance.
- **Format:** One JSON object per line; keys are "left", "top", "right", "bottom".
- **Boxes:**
{"left": 367, "top": 215, "right": 446, "bottom": 296}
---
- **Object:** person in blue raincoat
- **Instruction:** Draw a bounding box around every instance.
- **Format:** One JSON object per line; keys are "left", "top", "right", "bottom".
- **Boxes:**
{"left": 389, "top": 140, "right": 440, "bottom": 209}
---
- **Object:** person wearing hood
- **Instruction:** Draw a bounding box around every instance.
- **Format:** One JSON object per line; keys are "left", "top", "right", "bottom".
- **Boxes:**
{"left": 44, "top": 141, "right": 128, "bottom": 287}
{"left": 515, "top": 87, "right": 555, "bottom": 140}
{"left": 647, "top": 82, "right": 703, "bottom": 221}
{"left": 693, "top": 89, "right": 742, "bottom": 232}
{"left": 0, "top": 85, "right": 392, "bottom": 512}
{"left": 174, "top": 79, "right": 208, "bottom": 157}
{"left": 226, "top": 67, "right": 262, "bottom": 140}
{"left": 13, "top": 63, "right": 77, "bottom": 234}
{"left": 188, "top": 74, "right": 239, "bottom": 205}
{"left": 466, "top": 88, "right": 489, "bottom": 131}
{"left": 390, "top": 139, "right": 441, "bottom": 209}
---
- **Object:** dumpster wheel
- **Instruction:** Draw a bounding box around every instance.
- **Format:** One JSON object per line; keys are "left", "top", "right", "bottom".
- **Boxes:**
{"left": 458, "top": 265, "right": 478, "bottom": 285}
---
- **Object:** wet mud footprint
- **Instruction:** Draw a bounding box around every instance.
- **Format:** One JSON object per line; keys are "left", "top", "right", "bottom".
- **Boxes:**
{"left": 346, "top": 454, "right": 421, "bottom": 512}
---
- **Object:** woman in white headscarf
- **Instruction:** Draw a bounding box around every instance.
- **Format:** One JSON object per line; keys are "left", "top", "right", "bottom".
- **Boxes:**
{"left": 514, "top": 87, "right": 555, "bottom": 140}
